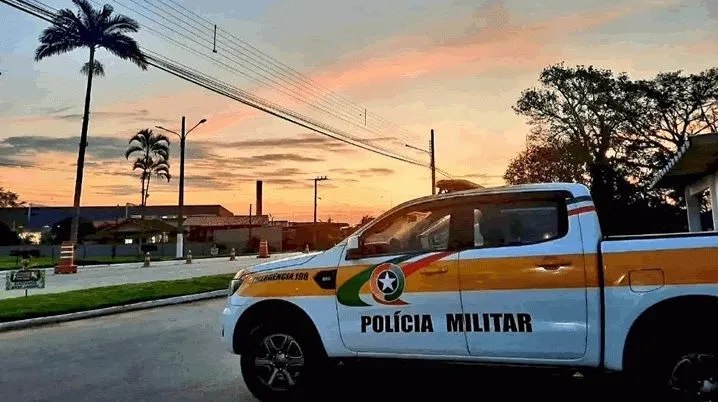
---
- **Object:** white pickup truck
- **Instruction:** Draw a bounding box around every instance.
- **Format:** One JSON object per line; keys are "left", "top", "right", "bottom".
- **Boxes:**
{"left": 220, "top": 183, "right": 718, "bottom": 401}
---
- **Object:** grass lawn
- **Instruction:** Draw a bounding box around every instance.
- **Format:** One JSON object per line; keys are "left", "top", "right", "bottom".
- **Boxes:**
{"left": 0, "top": 273, "right": 233, "bottom": 323}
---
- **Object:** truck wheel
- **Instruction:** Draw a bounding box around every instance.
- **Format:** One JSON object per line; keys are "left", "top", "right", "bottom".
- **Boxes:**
{"left": 630, "top": 336, "right": 718, "bottom": 401}
{"left": 240, "top": 324, "right": 323, "bottom": 401}
{"left": 666, "top": 350, "right": 718, "bottom": 401}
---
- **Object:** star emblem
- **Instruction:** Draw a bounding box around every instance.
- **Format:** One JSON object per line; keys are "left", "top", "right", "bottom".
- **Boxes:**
{"left": 378, "top": 271, "right": 397, "bottom": 293}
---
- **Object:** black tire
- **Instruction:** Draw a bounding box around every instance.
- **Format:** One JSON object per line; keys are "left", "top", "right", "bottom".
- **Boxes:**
{"left": 626, "top": 332, "right": 718, "bottom": 401}
{"left": 240, "top": 323, "right": 325, "bottom": 402}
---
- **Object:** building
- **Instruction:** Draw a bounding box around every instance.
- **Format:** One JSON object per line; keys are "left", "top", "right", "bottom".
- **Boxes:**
{"left": 0, "top": 204, "right": 234, "bottom": 243}
{"left": 650, "top": 132, "right": 718, "bottom": 231}
{"left": 284, "top": 221, "right": 350, "bottom": 251}
{"left": 184, "top": 215, "right": 269, "bottom": 243}
{"left": 89, "top": 218, "right": 179, "bottom": 245}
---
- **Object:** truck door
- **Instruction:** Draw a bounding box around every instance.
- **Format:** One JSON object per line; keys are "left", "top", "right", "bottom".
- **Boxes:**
{"left": 457, "top": 191, "right": 588, "bottom": 361}
{"left": 335, "top": 199, "right": 468, "bottom": 356}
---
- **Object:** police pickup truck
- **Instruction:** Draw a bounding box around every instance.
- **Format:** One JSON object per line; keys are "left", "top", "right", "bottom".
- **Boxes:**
{"left": 221, "top": 183, "right": 718, "bottom": 401}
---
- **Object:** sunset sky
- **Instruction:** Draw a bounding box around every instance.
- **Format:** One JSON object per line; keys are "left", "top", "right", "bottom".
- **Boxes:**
{"left": 1, "top": 0, "right": 717, "bottom": 223}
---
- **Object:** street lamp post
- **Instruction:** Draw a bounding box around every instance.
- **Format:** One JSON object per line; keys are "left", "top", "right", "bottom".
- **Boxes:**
{"left": 405, "top": 129, "right": 436, "bottom": 195}
{"left": 156, "top": 116, "right": 207, "bottom": 258}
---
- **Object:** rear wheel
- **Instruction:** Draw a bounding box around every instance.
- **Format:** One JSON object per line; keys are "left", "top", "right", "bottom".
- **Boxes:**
{"left": 627, "top": 334, "right": 718, "bottom": 401}
{"left": 240, "top": 324, "right": 323, "bottom": 401}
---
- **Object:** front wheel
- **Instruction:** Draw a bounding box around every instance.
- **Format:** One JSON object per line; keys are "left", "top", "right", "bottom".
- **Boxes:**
{"left": 240, "top": 325, "right": 322, "bottom": 401}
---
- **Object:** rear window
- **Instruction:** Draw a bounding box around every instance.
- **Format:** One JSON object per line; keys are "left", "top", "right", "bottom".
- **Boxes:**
{"left": 473, "top": 199, "right": 567, "bottom": 248}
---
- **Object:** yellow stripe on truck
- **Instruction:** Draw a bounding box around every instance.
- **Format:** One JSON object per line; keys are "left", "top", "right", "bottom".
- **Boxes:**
{"left": 236, "top": 247, "right": 718, "bottom": 298}
{"left": 237, "top": 268, "right": 335, "bottom": 298}
{"left": 602, "top": 247, "right": 718, "bottom": 287}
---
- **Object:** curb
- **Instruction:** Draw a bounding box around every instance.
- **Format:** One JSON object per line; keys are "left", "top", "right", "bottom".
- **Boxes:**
{"left": 0, "top": 289, "right": 227, "bottom": 332}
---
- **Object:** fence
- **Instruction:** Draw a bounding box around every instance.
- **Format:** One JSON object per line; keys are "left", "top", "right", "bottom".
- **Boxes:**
{"left": 0, "top": 242, "right": 242, "bottom": 259}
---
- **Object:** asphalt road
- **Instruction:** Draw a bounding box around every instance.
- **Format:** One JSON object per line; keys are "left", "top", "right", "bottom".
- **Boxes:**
{"left": 1, "top": 252, "right": 303, "bottom": 300}
{"left": 0, "top": 299, "right": 630, "bottom": 402}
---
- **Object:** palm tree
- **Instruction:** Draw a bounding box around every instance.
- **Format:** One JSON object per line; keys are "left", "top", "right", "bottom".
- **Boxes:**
{"left": 132, "top": 157, "right": 171, "bottom": 208}
{"left": 125, "top": 129, "right": 171, "bottom": 216}
{"left": 35, "top": 0, "right": 148, "bottom": 245}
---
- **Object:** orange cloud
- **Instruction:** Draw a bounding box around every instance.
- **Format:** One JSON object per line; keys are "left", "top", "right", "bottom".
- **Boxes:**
{"left": 308, "top": 1, "right": 676, "bottom": 94}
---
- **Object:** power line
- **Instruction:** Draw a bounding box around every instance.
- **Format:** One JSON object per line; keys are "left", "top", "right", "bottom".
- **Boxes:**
{"left": 161, "top": 0, "right": 423, "bottom": 144}
{"left": 1, "top": 0, "right": 455, "bottom": 178}
{"left": 113, "top": 0, "right": 408, "bottom": 150}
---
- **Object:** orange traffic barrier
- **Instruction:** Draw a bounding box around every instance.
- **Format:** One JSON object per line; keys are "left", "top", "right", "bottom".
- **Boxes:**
{"left": 55, "top": 241, "right": 78, "bottom": 274}
{"left": 257, "top": 240, "right": 270, "bottom": 258}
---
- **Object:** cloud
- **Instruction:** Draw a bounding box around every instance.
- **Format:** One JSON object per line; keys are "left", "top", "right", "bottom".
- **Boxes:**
{"left": 309, "top": 1, "right": 672, "bottom": 93}
{"left": 701, "top": 0, "right": 718, "bottom": 19}
{"left": 330, "top": 167, "right": 394, "bottom": 177}
{"left": 254, "top": 168, "right": 306, "bottom": 178}
{"left": 224, "top": 133, "right": 352, "bottom": 151}
{"left": 0, "top": 135, "right": 129, "bottom": 161}
{"left": 6, "top": 108, "right": 176, "bottom": 125}
{"left": 92, "top": 184, "right": 138, "bottom": 197}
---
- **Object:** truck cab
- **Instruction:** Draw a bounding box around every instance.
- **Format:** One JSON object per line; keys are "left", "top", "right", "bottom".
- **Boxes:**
{"left": 221, "top": 182, "right": 718, "bottom": 401}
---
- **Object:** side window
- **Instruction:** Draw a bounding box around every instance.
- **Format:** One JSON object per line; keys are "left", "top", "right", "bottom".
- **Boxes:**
{"left": 473, "top": 199, "right": 567, "bottom": 248}
{"left": 361, "top": 204, "right": 452, "bottom": 256}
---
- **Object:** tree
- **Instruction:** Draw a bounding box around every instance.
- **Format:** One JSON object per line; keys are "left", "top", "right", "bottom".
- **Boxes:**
{"left": 510, "top": 63, "right": 693, "bottom": 235}
{"left": 504, "top": 127, "right": 589, "bottom": 185}
{"left": 513, "top": 64, "right": 635, "bottom": 202}
{"left": 0, "top": 188, "right": 24, "bottom": 208}
{"left": 35, "top": 0, "right": 148, "bottom": 245}
{"left": 50, "top": 217, "right": 96, "bottom": 244}
{"left": 125, "top": 129, "right": 171, "bottom": 214}
{"left": 0, "top": 221, "right": 21, "bottom": 246}
{"left": 616, "top": 68, "right": 718, "bottom": 179}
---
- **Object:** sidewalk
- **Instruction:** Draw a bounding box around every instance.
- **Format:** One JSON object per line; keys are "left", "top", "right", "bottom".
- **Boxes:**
{"left": 1, "top": 252, "right": 302, "bottom": 300}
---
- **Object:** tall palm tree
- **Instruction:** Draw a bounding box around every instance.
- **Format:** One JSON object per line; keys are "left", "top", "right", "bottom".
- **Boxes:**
{"left": 132, "top": 157, "right": 171, "bottom": 207}
{"left": 125, "top": 129, "right": 171, "bottom": 216}
{"left": 35, "top": 0, "right": 148, "bottom": 245}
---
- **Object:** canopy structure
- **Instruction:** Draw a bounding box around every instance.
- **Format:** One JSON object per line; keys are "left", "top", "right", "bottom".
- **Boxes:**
{"left": 651, "top": 133, "right": 718, "bottom": 232}
{"left": 436, "top": 179, "right": 483, "bottom": 194}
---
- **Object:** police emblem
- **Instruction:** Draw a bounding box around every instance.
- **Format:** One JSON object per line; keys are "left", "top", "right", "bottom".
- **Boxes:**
{"left": 369, "top": 262, "right": 407, "bottom": 305}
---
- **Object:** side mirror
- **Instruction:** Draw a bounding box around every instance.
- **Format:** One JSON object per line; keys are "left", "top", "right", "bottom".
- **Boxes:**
{"left": 345, "top": 235, "right": 361, "bottom": 259}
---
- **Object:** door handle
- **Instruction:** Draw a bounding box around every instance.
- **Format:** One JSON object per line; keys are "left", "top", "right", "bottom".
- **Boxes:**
{"left": 420, "top": 266, "right": 449, "bottom": 275}
{"left": 537, "top": 260, "right": 571, "bottom": 271}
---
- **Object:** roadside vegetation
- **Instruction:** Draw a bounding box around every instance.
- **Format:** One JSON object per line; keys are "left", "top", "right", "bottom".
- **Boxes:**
{"left": 0, "top": 273, "right": 233, "bottom": 323}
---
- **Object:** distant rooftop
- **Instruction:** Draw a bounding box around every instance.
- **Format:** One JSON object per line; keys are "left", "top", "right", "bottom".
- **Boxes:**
{"left": 0, "top": 204, "right": 235, "bottom": 231}
{"left": 650, "top": 133, "right": 718, "bottom": 189}
{"left": 183, "top": 215, "right": 270, "bottom": 227}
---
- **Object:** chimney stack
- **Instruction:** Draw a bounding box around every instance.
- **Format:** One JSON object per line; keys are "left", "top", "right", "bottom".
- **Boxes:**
{"left": 256, "top": 180, "right": 263, "bottom": 216}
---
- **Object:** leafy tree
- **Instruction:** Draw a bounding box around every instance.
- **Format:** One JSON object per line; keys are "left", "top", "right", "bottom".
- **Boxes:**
{"left": 512, "top": 64, "right": 635, "bottom": 202}
{"left": 34, "top": 0, "right": 148, "bottom": 245}
{"left": 50, "top": 217, "right": 97, "bottom": 244}
{"left": 0, "top": 188, "right": 24, "bottom": 208}
{"left": 509, "top": 63, "right": 700, "bottom": 235}
{"left": 125, "top": 129, "right": 171, "bottom": 214}
{"left": 0, "top": 221, "right": 21, "bottom": 246}
{"left": 617, "top": 68, "right": 718, "bottom": 178}
{"left": 504, "top": 127, "right": 589, "bottom": 185}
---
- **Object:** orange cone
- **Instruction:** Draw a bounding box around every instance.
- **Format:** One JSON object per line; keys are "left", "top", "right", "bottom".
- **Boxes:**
{"left": 257, "top": 240, "right": 270, "bottom": 258}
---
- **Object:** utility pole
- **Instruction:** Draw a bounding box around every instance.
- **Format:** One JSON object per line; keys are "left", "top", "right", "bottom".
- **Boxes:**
{"left": 155, "top": 116, "right": 207, "bottom": 258}
{"left": 313, "top": 176, "right": 328, "bottom": 223}
{"left": 430, "top": 129, "right": 436, "bottom": 195}
{"left": 312, "top": 176, "right": 328, "bottom": 250}
{"left": 404, "top": 129, "right": 437, "bottom": 195}
{"left": 178, "top": 116, "right": 186, "bottom": 255}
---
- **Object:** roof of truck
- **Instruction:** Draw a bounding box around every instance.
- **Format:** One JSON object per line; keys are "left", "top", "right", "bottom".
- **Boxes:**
{"left": 392, "top": 182, "right": 591, "bottom": 216}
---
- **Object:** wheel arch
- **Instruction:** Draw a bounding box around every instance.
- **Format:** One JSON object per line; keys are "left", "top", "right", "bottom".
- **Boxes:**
{"left": 622, "top": 294, "right": 718, "bottom": 369}
{"left": 233, "top": 299, "right": 328, "bottom": 357}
